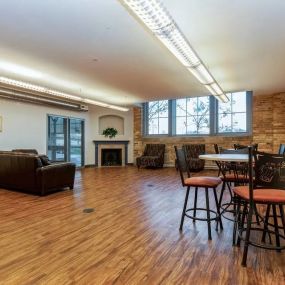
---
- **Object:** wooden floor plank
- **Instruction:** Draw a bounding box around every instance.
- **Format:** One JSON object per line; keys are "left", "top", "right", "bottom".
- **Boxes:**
{"left": 0, "top": 167, "right": 284, "bottom": 284}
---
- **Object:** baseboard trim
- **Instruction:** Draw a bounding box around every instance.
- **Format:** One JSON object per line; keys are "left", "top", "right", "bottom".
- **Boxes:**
{"left": 84, "top": 163, "right": 217, "bottom": 170}
{"left": 84, "top": 164, "right": 96, "bottom": 168}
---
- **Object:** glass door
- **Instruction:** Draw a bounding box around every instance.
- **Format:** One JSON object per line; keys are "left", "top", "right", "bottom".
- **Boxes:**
{"left": 47, "top": 115, "right": 85, "bottom": 167}
{"left": 47, "top": 116, "right": 67, "bottom": 162}
{"left": 69, "top": 118, "right": 84, "bottom": 167}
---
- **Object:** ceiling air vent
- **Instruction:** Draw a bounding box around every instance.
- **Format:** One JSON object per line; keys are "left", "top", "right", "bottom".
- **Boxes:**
{"left": 80, "top": 104, "right": 89, "bottom": 111}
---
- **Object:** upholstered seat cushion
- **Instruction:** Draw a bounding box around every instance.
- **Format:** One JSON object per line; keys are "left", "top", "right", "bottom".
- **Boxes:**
{"left": 137, "top": 144, "right": 165, "bottom": 168}
{"left": 233, "top": 186, "right": 285, "bottom": 203}
{"left": 184, "top": 176, "right": 222, "bottom": 188}
{"left": 138, "top": 156, "right": 160, "bottom": 162}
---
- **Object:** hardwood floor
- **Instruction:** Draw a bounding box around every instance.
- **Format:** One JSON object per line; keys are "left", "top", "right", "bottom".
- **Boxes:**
{"left": 0, "top": 167, "right": 284, "bottom": 284}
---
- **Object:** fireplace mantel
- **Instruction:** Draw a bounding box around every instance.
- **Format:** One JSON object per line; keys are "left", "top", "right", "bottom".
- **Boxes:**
{"left": 93, "top": 140, "right": 130, "bottom": 167}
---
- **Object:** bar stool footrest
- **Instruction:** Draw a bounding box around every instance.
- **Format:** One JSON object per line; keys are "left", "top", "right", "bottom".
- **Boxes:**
{"left": 185, "top": 208, "right": 219, "bottom": 222}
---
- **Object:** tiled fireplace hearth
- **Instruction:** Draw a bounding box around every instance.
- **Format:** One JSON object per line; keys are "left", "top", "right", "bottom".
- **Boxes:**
{"left": 93, "top": 140, "right": 130, "bottom": 167}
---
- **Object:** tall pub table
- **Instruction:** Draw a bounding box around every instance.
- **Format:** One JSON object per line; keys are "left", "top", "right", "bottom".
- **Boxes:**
{"left": 199, "top": 153, "right": 249, "bottom": 219}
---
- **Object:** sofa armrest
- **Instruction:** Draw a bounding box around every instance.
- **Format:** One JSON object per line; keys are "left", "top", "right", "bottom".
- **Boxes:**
{"left": 36, "top": 162, "right": 76, "bottom": 195}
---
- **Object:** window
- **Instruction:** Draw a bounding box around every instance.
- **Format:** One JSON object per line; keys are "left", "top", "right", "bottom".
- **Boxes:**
{"left": 47, "top": 115, "right": 85, "bottom": 167}
{"left": 218, "top": 92, "right": 247, "bottom": 133}
{"left": 176, "top": 96, "right": 210, "bottom": 135}
{"left": 47, "top": 116, "right": 67, "bottom": 162}
{"left": 143, "top": 91, "right": 251, "bottom": 137}
{"left": 147, "top": 100, "right": 168, "bottom": 135}
{"left": 69, "top": 118, "right": 84, "bottom": 167}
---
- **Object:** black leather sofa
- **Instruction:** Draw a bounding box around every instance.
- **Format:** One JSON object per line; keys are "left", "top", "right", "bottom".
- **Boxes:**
{"left": 0, "top": 151, "right": 76, "bottom": 195}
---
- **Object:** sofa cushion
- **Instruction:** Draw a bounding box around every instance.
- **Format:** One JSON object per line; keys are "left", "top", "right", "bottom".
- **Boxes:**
{"left": 39, "top": 155, "right": 51, "bottom": 166}
{"left": 12, "top": 149, "right": 38, "bottom": 155}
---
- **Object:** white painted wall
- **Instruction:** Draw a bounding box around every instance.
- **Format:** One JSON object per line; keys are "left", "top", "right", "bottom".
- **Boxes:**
{"left": 0, "top": 98, "right": 134, "bottom": 165}
{"left": 88, "top": 105, "right": 134, "bottom": 164}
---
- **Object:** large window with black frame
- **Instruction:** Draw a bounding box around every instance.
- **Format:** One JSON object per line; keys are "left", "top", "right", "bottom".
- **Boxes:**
{"left": 217, "top": 91, "right": 247, "bottom": 133}
{"left": 176, "top": 96, "right": 210, "bottom": 135}
{"left": 144, "top": 91, "right": 251, "bottom": 136}
{"left": 147, "top": 100, "right": 169, "bottom": 135}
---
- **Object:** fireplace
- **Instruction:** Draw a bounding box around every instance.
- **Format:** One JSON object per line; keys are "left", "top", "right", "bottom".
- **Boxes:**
{"left": 93, "top": 140, "right": 129, "bottom": 167}
{"left": 101, "top": 149, "right": 122, "bottom": 166}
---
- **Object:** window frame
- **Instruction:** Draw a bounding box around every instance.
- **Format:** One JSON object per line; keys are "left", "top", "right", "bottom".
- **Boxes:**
{"left": 144, "top": 100, "right": 170, "bottom": 136}
{"left": 143, "top": 91, "right": 252, "bottom": 137}
{"left": 175, "top": 96, "right": 211, "bottom": 136}
{"left": 215, "top": 91, "right": 252, "bottom": 136}
{"left": 47, "top": 114, "right": 85, "bottom": 167}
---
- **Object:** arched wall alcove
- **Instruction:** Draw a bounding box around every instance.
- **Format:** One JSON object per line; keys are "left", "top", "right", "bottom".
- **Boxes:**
{"left": 98, "top": 115, "right": 124, "bottom": 135}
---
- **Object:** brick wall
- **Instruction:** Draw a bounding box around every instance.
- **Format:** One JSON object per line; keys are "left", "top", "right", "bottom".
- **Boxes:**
{"left": 133, "top": 93, "right": 285, "bottom": 166}
{"left": 273, "top": 94, "right": 285, "bottom": 152}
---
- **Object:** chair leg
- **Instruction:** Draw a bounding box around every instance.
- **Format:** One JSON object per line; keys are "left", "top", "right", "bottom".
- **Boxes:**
{"left": 262, "top": 204, "right": 271, "bottom": 243}
{"left": 179, "top": 186, "right": 191, "bottom": 231}
{"left": 218, "top": 181, "right": 226, "bottom": 209}
{"left": 213, "top": 187, "right": 223, "bottom": 231}
{"left": 233, "top": 197, "right": 241, "bottom": 246}
{"left": 279, "top": 204, "right": 285, "bottom": 236}
{"left": 272, "top": 204, "right": 281, "bottom": 252}
{"left": 193, "top": 187, "right": 198, "bottom": 223}
{"left": 254, "top": 204, "right": 260, "bottom": 226}
{"left": 237, "top": 202, "right": 247, "bottom": 247}
{"left": 227, "top": 182, "right": 233, "bottom": 199}
{"left": 205, "top": 187, "right": 212, "bottom": 240}
{"left": 242, "top": 203, "right": 254, "bottom": 267}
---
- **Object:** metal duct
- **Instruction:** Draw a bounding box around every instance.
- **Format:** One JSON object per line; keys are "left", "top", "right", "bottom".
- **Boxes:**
{"left": 0, "top": 87, "right": 88, "bottom": 111}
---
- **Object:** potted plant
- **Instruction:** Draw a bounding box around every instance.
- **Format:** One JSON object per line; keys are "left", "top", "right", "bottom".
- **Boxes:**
{"left": 102, "top": 127, "right": 118, "bottom": 139}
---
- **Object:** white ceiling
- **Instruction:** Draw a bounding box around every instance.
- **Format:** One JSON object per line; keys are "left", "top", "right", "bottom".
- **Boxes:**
{"left": 0, "top": 0, "right": 285, "bottom": 107}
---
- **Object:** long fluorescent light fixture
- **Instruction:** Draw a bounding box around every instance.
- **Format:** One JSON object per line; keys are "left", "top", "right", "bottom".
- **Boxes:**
{"left": 0, "top": 76, "right": 129, "bottom": 111}
{"left": 120, "top": 0, "right": 229, "bottom": 103}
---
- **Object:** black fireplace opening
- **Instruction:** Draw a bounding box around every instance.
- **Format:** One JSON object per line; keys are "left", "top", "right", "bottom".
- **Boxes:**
{"left": 101, "top": 149, "right": 122, "bottom": 166}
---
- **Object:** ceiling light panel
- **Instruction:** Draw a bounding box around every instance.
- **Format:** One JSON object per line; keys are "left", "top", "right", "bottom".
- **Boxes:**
{"left": 0, "top": 61, "right": 42, "bottom": 78}
{"left": 120, "top": 0, "right": 229, "bottom": 103}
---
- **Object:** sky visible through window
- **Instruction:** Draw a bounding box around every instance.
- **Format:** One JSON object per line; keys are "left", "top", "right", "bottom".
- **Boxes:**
{"left": 176, "top": 96, "right": 210, "bottom": 135}
{"left": 218, "top": 92, "right": 247, "bottom": 133}
{"left": 148, "top": 100, "right": 168, "bottom": 134}
{"left": 146, "top": 91, "right": 248, "bottom": 135}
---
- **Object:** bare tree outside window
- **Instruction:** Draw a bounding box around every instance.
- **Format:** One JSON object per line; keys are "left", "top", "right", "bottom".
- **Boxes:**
{"left": 148, "top": 100, "right": 168, "bottom": 134}
{"left": 176, "top": 97, "right": 210, "bottom": 135}
{"left": 145, "top": 92, "right": 248, "bottom": 136}
{"left": 218, "top": 92, "right": 247, "bottom": 133}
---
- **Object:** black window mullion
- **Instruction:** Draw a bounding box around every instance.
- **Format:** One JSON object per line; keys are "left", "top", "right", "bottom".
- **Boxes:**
{"left": 169, "top": 99, "right": 174, "bottom": 136}
{"left": 210, "top": 96, "right": 216, "bottom": 135}
{"left": 64, "top": 118, "right": 68, "bottom": 162}
{"left": 246, "top": 91, "right": 253, "bottom": 134}
{"left": 143, "top": 103, "right": 148, "bottom": 136}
